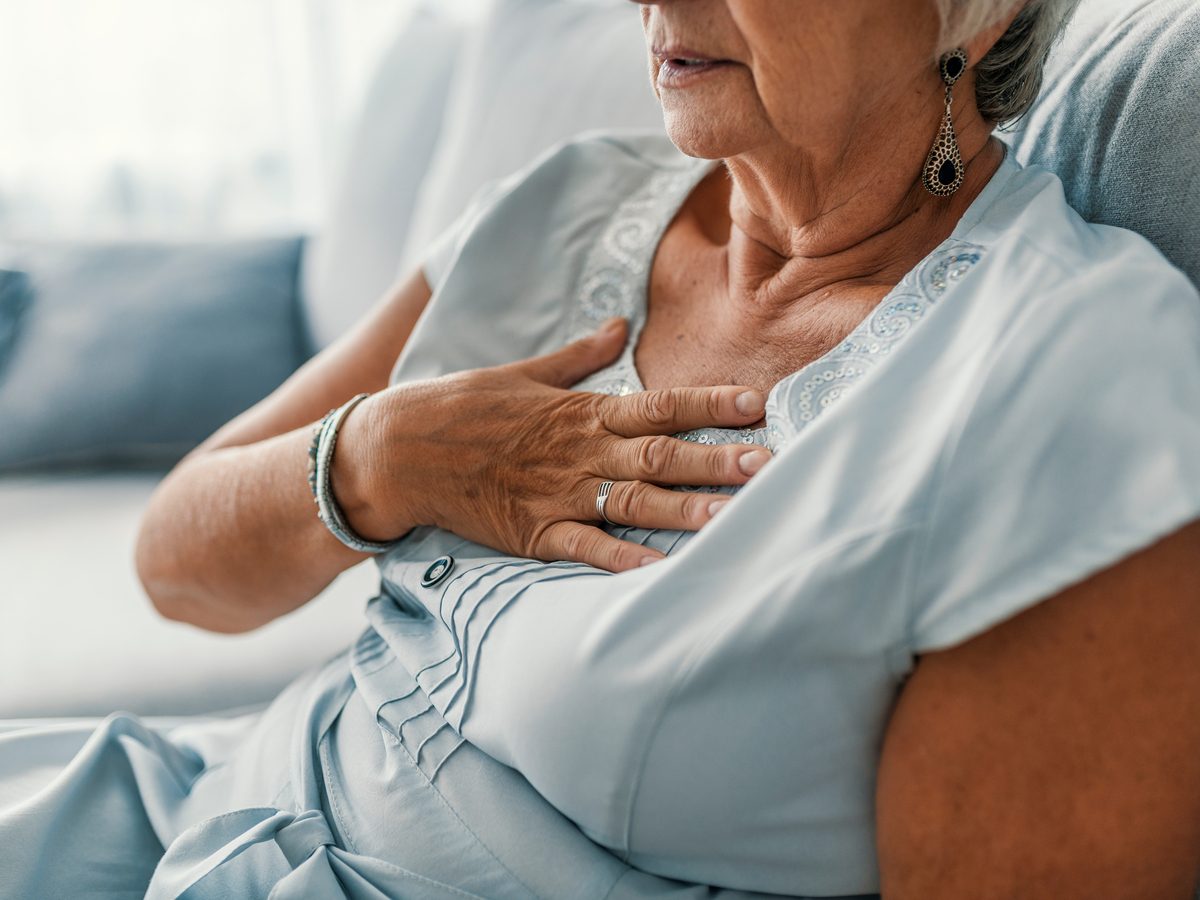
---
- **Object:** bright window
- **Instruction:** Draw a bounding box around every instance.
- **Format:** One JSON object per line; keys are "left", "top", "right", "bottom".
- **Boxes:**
{"left": 0, "top": 0, "right": 484, "bottom": 239}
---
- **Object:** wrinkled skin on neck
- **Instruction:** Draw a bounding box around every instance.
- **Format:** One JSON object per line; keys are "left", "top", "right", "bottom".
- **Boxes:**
{"left": 633, "top": 0, "right": 1018, "bottom": 308}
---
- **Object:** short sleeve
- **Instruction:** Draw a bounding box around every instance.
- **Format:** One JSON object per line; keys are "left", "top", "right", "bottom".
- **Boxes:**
{"left": 911, "top": 258, "right": 1200, "bottom": 653}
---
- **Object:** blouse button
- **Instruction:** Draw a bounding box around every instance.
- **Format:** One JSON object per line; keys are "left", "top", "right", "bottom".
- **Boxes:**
{"left": 421, "top": 555, "right": 455, "bottom": 588}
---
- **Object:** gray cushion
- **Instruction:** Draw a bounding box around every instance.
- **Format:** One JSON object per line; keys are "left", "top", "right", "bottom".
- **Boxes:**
{"left": 0, "top": 237, "right": 306, "bottom": 471}
{"left": 1008, "top": 0, "right": 1200, "bottom": 287}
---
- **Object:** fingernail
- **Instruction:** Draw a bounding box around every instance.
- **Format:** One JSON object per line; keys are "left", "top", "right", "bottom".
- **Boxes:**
{"left": 640, "top": 555, "right": 662, "bottom": 567}
{"left": 707, "top": 499, "right": 729, "bottom": 518}
{"left": 738, "top": 449, "right": 770, "bottom": 476}
{"left": 601, "top": 317, "right": 625, "bottom": 334}
{"left": 735, "top": 390, "right": 764, "bottom": 416}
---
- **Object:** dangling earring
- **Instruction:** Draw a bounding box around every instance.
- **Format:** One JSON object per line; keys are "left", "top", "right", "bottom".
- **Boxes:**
{"left": 922, "top": 49, "right": 968, "bottom": 197}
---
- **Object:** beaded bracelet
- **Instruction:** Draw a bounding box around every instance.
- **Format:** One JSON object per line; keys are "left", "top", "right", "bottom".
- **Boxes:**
{"left": 307, "top": 393, "right": 398, "bottom": 555}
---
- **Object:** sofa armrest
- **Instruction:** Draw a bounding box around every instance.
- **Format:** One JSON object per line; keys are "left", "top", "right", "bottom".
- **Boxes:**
{"left": 0, "top": 471, "right": 374, "bottom": 717}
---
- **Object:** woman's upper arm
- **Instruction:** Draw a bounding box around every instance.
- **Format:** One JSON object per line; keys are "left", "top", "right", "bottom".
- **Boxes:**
{"left": 877, "top": 520, "right": 1200, "bottom": 899}
{"left": 190, "top": 269, "right": 433, "bottom": 455}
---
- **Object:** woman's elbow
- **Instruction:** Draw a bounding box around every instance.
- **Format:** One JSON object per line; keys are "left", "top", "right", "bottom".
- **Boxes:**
{"left": 134, "top": 513, "right": 263, "bottom": 635}
{"left": 135, "top": 546, "right": 248, "bottom": 634}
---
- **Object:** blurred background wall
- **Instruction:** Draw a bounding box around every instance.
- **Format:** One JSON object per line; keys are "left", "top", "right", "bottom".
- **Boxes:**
{"left": 0, "top": 0, "right": 487, "bottom": 240}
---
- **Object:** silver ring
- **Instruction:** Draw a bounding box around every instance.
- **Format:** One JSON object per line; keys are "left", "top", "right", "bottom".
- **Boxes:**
{"left": 595, "top": 480, "right": 616, "bottom": 525}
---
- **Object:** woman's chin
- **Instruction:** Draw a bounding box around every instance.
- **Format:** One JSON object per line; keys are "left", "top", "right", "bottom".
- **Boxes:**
{"left": 657, "top": 109, "right": 730, "bottom": 160}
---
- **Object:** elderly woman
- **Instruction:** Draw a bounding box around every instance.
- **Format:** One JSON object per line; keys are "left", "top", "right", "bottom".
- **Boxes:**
{"left": 4, "top": 0, "right": 1200, "bottom": 897}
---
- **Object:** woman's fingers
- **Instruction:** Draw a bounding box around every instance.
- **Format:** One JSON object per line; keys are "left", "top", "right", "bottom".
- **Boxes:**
{"left": 591, "top": 480, "right": 729, "bottom": 532}
{"left": 603, "top": 434, "right": 771, "bottom": 486}
{"left": 536, "top": 521, "right": 665, "bottom": 573}
{"left": 513, "top": 318, "right": 628, "bottom": 388}
{"left": 599, "top": 386, "right": 765, "bottom": 437}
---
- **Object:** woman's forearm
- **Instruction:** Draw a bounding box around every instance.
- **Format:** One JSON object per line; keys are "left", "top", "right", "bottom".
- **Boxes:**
{"left": 134, "top": 270, "right": 437, "bottom": 633}
{"left": 133, "top": 308, "right": 766, "bottom": 634}
{"left": 135, "top": 425, "right": 371, "bottom": 633}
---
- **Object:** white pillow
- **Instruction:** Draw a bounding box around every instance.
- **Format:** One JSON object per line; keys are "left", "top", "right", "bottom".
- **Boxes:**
{"left": 397, "top": 0, "right": 665, "bottom": 276}
{"left": 300, "top": 11, "right": 464, "bottom": 351}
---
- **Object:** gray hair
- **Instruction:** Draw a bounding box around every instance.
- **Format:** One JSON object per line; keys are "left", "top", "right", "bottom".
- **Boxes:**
{"left": 936, "top": 0, "right": 1081, "bottom": 126}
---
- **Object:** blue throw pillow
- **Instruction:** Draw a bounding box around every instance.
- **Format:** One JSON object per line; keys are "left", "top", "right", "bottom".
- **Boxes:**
{"left": 0, "top": 270, "right": 31, "bottom": 380}
{"left": 0, "top": 237, "right": 307, "bottom": 471}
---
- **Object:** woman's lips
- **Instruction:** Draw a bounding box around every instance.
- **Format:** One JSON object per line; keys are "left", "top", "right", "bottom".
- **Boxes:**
{"left": 656, "top": 57, "right": 736, "bottom": 89}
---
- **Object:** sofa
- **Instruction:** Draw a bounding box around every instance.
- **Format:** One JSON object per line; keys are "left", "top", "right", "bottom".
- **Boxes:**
{"left": 1, "top": 0, "right": 1197, "bottom": 720}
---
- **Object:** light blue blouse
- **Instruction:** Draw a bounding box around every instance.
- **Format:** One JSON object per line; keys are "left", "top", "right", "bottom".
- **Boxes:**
{"left": 2, "top": 132, "right": 1199, "bottom": 900}
{"left": 381, "top": 132, "right": 1200, "bottom": 895}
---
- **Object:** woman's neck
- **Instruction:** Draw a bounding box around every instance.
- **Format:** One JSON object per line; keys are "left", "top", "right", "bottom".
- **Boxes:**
{"left": 716, "top": 107, "right": 1003, "bottom": 317}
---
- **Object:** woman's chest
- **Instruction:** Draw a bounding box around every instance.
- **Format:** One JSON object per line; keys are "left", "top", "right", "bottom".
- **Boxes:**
{"left": 635, "top": 240, "right": 891, "bottom": 398}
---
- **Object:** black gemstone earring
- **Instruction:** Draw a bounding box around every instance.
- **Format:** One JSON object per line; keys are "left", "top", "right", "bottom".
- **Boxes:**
{"left": 922, "top": 49, "right": 968, "bottom": 197}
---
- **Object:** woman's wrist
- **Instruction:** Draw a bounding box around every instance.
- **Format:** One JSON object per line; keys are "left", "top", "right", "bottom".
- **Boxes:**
{"left": 328, "top": 392, "right": 417, "bottom": 544}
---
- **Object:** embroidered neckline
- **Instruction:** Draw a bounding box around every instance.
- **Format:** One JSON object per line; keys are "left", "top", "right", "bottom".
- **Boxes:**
{"left": 569, "top": 154, "right": 993, "bottom": 452}
{"left": 568, "top": 162, "right": 774, "bottom": 450}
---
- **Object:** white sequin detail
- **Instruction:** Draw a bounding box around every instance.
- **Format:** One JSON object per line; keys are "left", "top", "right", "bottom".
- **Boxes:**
{"left": 765, "top": 242, "right": 985, "bottom": 445}
{"left": 570, "top": 169, "right": 699, "bottom": 339}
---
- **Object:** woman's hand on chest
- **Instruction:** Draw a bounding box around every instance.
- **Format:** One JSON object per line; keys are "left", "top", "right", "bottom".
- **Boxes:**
{"left": 331, "top": 318, "right": 773, "bottom": 572}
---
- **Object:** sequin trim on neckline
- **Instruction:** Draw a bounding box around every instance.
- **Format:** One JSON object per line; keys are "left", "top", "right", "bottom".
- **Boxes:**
{"left": 567, "top": 163, "right": 772, "bottom": 450}
{"left": 765, "top": 242, "right": 985, "bottom": 446}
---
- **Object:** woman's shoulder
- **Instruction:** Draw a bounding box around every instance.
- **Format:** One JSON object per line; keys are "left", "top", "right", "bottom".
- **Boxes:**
{"left": 944, "top": 155, "right": 1200, "bottom": 406}
{"left": 397, "top": 132, "right": 702, "bottom": 384}
{"left": 458, "top": 129, "right": 696, "bottom": 228}
{"left": 908, "top": 158, "right": 1200, "bottom": 653}
{"left": 471, "top": 129, "right": 701, "bottom": 234}
{"left": 419, "top": 130, "right": 696, "bottom": 292}
{"left": 967, "top": 157, "right": 1198, "bottom": 319}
